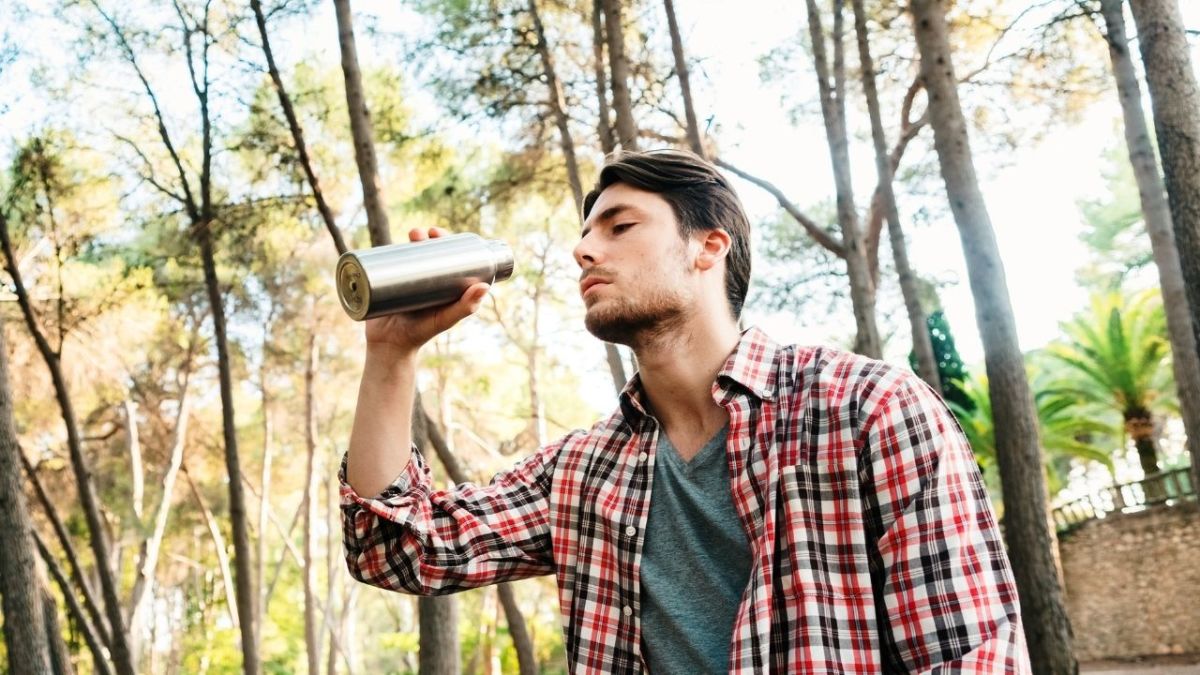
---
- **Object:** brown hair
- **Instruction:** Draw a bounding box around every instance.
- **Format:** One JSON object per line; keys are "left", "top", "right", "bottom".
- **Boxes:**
{"left": 582, "top": 149, "right": 752, "bottom": 319}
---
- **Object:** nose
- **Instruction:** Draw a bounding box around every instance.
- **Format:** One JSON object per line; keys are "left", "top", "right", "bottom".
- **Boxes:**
{"left": 573, "top": 231, "right": 598, "bottom": 269}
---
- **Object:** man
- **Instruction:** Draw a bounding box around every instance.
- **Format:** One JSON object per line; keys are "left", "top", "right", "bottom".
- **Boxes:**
{"left": 341, "top": 150, "right": 1031, "bottom": 673}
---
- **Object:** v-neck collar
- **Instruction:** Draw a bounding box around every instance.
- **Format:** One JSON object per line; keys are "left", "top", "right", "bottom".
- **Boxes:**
{"left": 657, "top": 424, "right": 729, "bottom": 476}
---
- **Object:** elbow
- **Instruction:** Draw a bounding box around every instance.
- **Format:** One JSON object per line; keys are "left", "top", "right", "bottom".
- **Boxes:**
{"left": 342, "top": 547, "right": 440, "bottom": 597}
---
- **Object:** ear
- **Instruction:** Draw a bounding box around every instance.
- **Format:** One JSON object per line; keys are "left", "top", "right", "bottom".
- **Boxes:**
{"left": 694, "top": 228, "right": 732, "bottom": 272}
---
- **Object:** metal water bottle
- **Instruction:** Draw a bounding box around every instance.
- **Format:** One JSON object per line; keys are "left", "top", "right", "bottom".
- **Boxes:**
{"left": 336, "top": 233, "right": 515, "bottom": 321}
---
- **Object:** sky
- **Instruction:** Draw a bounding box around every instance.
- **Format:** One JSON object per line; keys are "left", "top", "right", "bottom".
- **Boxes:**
{"left": 668, "top": 0, "right": 1200, "bottom": 367}
{"left": 2, "top": 0, "right": 1198, "bottom": 400}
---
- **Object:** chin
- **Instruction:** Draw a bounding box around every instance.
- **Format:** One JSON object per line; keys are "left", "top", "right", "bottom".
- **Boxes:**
{"left": 584, "top": 298, "right": 687, "bottom": 347}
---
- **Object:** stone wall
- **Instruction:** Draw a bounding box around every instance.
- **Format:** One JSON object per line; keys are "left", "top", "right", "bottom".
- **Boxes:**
{"left": 1059, "top": 501, "right": 1200, "bottom": 661}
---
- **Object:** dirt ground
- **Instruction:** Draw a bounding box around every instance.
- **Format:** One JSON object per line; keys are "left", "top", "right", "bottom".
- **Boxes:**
{"left": 1081, "top": 654, "right": 1200, "bottom": 674}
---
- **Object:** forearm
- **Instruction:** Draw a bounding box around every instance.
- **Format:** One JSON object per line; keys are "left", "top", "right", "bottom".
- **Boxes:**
{"left": 346, "top": 344, "right": 419, "bottom": 497}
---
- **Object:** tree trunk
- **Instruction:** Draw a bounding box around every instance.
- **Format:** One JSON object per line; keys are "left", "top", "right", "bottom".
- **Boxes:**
{"left": 41, "top": 583, "right": 75, "bottom": 675}
{"left": 184, "top": 467, "right": 240, "bottom": 632}
{"left": 21, "top": 452, "right": 111, "bottom": 652}
{"left": 0, "top": 208, "right": 135, "bottom": 675}
{"left": 413, "top": 400, "right": 541, "bottom": 674}
{"left": 600, "top": 0, "right": 638, "bottom": 151}
{"left": 849, "top": 0, "right": 940, "bottom": 393}
{"left": 497, "top": 584, "right": 538, "bottom": 675}
{"left": 604, "top": 343, "right": 629, "bottom": 393}
{"left": 304, "top": 332, "right": 322, "bottom": 675}
{"left": 804, "top": 0, "right": 882, "bottom": 359}
{"left": 532, "top": 0, "right": 627, "bottom": 398}
{"left": 591, "top": 0, "right": 616, "bottom": 154}
{"left": 529, "top": 0, "right": 584, "bottom": 214}
{"left": 662, "top": 0, "right": 703, "bottom": 156}
{"left": 0, "top": 320, "right": 52, "bottom": 674}
{"left": 909, "top": 2, "right": 1076, "bottom": 672}
{"left": 1125, "top": 0, "right": 1200, "bottom": 493}
{"left": 415, "top": 396, "right": 460, "bottom": 675}
{"left": 125, "top": 400, "right": 144, "bottom": 525}
{"left": 417, "top": 595, "right": 458, "bottom": 675}
{"left": 127, "top": 355, "right": 193, "bottom": 657}
{"left": 197, "top": 223, "right": 260, "bottom": 674}
{"left": 33, "top": 529, "right": 113, "bottom": 675}
{"left": 334, "top": 0, "right": 391, "bottom": 246}
{"left": 1133, "top": 434, "right": 1164, "bottom": 497}
{"left": 257, "top": 359, "right": 272, "bottom": 631}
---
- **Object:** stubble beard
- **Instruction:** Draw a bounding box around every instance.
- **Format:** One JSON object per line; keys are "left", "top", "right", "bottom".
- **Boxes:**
{"left": 584, "top": 286, "right": 690, "bottom": 349}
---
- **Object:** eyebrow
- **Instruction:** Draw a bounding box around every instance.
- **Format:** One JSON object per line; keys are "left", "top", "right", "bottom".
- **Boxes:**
{"left": 581, "top": 203, "right": 640, "bottom": 237}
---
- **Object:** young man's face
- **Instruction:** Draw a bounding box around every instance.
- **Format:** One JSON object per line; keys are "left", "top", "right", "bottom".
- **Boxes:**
{"left": 574, "top": 182, "right": 697, "bottom": 346}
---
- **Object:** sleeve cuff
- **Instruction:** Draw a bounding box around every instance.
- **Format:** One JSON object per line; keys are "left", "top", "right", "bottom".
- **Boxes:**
{"left": 338, "top": 446, "right": 427, "bottom": 510}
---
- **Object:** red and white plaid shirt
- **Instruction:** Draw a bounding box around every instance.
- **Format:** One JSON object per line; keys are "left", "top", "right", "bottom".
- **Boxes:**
{"left": 341, "top": 327, "right": 1031, "bottom": 673}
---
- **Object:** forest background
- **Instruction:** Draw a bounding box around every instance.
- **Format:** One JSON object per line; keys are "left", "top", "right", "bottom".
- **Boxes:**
{"left": 1, "top": 0, "right": 1199, "bottom": 673}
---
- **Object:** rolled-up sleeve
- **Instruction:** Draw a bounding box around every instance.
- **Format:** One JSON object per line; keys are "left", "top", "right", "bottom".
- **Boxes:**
{"left": 861, "top": 375, "right": 1032, "bottom": 673}
{"left": 340, "top": 432, "right": 577, "bottom": 595}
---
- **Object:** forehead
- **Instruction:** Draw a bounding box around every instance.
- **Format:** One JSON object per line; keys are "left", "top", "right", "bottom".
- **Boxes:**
{"left": 583, "top": 183, "right": 675, "bottom": 230}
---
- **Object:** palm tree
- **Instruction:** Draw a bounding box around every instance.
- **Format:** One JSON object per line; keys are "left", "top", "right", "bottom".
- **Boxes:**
{"left": 949, "top": 372, "right": 1116, "bottom": 508}
{"left": 1047, "top": 291, "right": 1175, "bottom": 486}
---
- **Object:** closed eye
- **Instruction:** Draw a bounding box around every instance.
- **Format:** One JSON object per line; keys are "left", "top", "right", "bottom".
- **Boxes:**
{"left": 612, "top": 222, "right": 635, "bottom": 234}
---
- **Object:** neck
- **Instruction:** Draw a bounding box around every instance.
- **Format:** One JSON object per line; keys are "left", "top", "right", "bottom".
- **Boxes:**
{"left": 633, "top": 310, "right": 742, "bottom": 439}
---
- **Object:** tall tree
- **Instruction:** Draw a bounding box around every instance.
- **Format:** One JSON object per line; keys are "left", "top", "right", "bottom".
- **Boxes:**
{"left": 804, "top": 0, "right": 882, "bottom": 358}
{"left": 1048, "top": 291, "right": 1173, "bottom": 488}
{"left": 125, "top": 330, "right": 196, "bottom": 668}
{"left": 89, "top": 3, "right": 261, "bottom": 669}
{"left": 949, "top": 370, "right": 1116, "bottom": 500}
{"left": 601, "top": 0, "right": 639, "bottom": 150}
{"left": 250, "top": 0, "right": 347, "bottom": 256}
{"left": 592, "top": 0, "right": 616, "bottom": 155}
{"left": 334, "top": 0, "right": 391, "bottom": 246}
{"left": 908, "top": 1, "right": 1077, "bottom": 672}
{"left": 591, "top": 0, "right": 632, "bottom": 392}
{"left": 1124, "top": 0, "right": 1200, "bottom": 491}
{"left": 850, "top": 0, "right": 940, "bottom": 392}
{"left": 333, "top": 4, "right": 459, "bottom": 670}
{"left": 304, "top": 329, "right": 323, "bottom": 675}
{"left": 0, "top": 312, "right": 52, "bottom": 675}
{"left": 1, "top": 136, "right": 136, "bottom": 675}
{"left": 662, "top": 0, "right": 704, "bottom": 156}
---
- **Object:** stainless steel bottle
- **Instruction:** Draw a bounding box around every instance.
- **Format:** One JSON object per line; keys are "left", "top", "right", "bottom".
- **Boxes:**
{"left": 336, "top": 233, "right": 515, "bottom": 321}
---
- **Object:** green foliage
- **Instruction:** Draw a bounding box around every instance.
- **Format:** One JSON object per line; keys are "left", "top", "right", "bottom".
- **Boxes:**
{"left": 909, "top": 310, "right": 973, "bottom": 414}
{"left": 1075, "top": 142, "right": 1155, "bottom": 290}
{"left": 1046, "top": 290, "right": 1174, "bottom": 423}
{"left": 947, "top": 366, "right": 1117, "bottom": 503}
{"left": 750, "top": 203, "right": 846, "bottom": 317}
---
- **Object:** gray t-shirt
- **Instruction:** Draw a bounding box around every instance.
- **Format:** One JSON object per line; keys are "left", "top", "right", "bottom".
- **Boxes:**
{"left": 639, "top": 424, "right": 753, "bottom": 674}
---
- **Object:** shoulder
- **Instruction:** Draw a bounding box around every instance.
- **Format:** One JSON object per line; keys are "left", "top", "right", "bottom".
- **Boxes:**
{"left": 783, "top": 344, "right": 932, "bottom": 432}
{"left": 550, "top": 408, "right": 633, "bottom": 461}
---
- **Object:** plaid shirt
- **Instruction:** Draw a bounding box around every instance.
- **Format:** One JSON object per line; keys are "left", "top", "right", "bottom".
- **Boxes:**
{"left": 341, "top": 328, "right": 1031, "bottom": 673}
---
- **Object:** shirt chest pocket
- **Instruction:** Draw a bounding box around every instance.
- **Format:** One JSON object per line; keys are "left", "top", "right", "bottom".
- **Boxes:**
{"left": 776, "top": 462, "right": 872, "bottom": 600}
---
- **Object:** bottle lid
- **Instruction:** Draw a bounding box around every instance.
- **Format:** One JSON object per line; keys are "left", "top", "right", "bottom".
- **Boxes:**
{"left": 336, "top": 253, "right": 370, "bottom": 321}
{"left": 488, "top": 240, "right": 515, "bottom": 282}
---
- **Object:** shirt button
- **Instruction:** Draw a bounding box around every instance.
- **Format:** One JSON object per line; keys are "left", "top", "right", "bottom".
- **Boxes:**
{"left": 638, "top": 452, "right": 649, "bottom": 462}
{"left": 622, "top": 605, "right": 633, "bottom": 617}
{"left": 625, "top": 526, "right": 637, "bottom": 537}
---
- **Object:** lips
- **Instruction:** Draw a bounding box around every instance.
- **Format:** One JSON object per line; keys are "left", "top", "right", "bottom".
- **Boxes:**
{"left": 580, "top": 276, "right": 611, "bottom": 298}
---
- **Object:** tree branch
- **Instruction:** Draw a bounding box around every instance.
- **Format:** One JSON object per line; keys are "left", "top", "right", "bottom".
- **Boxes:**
{"left": 88, "top": 0, "right": 199, "bottom": 221}
{"left": 249, "top": 0, "right": 348, "bottom": 256}
{"left": 713, "top": 158, "right": 846, "bottom": 257}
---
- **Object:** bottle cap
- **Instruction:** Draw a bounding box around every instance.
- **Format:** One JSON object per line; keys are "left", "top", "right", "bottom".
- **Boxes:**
{"left": 488, "top": 240, "right": 515, "bottom": 283}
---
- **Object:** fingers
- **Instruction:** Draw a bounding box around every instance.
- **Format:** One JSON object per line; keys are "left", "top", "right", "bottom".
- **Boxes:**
{"left": 439, "top": 283, "right": 491, "bottom": 328}
{"left": 407, "top": 227, "right": 453, "bottom": 243}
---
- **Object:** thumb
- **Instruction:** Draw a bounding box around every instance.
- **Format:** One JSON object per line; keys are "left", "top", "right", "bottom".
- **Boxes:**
{"left": 442, "top": 283, "right": 491, "bottom": 326}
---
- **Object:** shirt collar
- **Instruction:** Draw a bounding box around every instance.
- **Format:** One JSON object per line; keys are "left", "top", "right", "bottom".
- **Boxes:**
{"left": 714, "top": 326, "right": 781, "bottom": 401}
{"left": 617, "top": 326, "right": 782, "bottom": 421}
